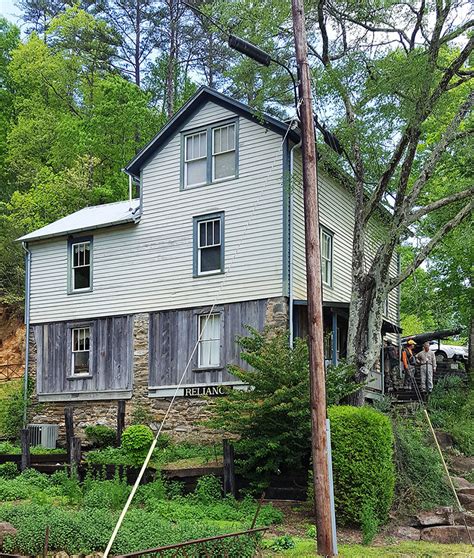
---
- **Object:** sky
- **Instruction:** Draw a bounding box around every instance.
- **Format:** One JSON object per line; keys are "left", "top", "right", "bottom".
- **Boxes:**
{"left": 0, "top": 0, "right": 21, "bottom": 24}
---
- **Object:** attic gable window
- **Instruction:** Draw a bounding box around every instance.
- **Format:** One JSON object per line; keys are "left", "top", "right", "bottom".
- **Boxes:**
{"left": 183, "top": 120, "right": 238, "bottom": 188}
{"left": 68, "top": 237, "right": 93, "bottom": 293}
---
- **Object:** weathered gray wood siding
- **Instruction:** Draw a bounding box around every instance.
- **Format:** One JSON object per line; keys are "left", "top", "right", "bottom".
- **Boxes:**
{"left": 28, "top": 101, "right": 285, "bottom": 324}
{"left": 291, "top": 149, "right": 399, "bottom": 326}
{"left": 34, "top": 315, "right": 133, "bottom": 401}
{"left": 148, "top": 299, "right": 267, "bottom": 394}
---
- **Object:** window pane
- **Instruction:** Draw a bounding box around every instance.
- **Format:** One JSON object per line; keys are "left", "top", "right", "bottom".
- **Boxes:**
{"left": 200, "top": 246, "right": 221, "bottom": 273}
{"left": 74, "top": 351, "right": 89, "bottom": 374}
{"left": 199, "top": 221, "right": 206, "bottom": 247}
{"left": 186, "top": 132, "right": 206, "bottom": 161}
{"left": 213, "top": 124, "right": 235, "bottom": 154}
{"left": 84, "top": 243, "right": 90, "bottom": 266}
{"left": 74, "top": 266, "right": 90, "bottom": 289}
{"left": 186, "top": 158, "right": 206, "bottom": 186}
{"left": 199, "top": 315, "right": 220, "bottom": 367}
{"left": 214, "top": 152, "right": 235, "bottom": 180}
{"left": 214, "top": 220, "right": 220, "bottom": 245}
{"left": 206, "top": 221, "right": 214, "bottom": 245}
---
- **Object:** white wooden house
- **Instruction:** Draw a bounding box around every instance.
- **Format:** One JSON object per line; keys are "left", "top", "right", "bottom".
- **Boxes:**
{"left": 19, "top": 87, "right": 400, "bottom": 434}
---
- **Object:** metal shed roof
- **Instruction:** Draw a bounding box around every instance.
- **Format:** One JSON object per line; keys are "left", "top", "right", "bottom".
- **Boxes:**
{"left": 17, "top": 199, "right": 140, "bottom": 242}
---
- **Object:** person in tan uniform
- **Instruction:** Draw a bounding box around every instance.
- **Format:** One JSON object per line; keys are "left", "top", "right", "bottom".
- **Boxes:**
{"left": 416, "top": 341, "right": 437, "bottom": 392}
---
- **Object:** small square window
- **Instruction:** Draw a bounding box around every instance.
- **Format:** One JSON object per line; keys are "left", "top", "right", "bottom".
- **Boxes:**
{"left": 69, "top": 238, "right": 92, "bottom": 292}
{"left": 71, "top": 327, "right": 91, "bottom": 375}
{"left": 198, "top": 314, "right": 221, "bottom": 368}
{"left": 194, "top": 214, "right": 224, "bottom": 276}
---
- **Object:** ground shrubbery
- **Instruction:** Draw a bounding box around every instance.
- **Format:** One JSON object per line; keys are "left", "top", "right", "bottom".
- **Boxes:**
{"left": 392, "top": 414, "right": 453, "bottom": 514}
{"left": 0, "top": 470, "right": 281, "bottom": 554}
{"left": 328, "top": 406, "right": 395, "bottom": 532}
{"left": 428, "top": 376, "right": 474, "bottom": 456}
{"left": 0, "top": 380, "right": 24, "bottom": 438}
{"left": 206, "top": 328, "right": 359, "bottom": 490}
{"left": 85, "top": 425, "right": 117, "bottom": 448}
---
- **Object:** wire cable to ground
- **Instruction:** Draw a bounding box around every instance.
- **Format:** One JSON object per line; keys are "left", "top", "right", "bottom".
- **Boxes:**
{"left": 103, "top": 109, "right": 301, "bottom": 557}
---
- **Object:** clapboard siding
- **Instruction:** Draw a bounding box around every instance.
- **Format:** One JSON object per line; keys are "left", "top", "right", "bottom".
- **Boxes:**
{"left": 149, "top": 299, "right": 267, "bottom": 391}
{"left": 29, "top": 101, "right": 284, "bottom": 324}
{"left": 34, "top": 315, "right": 133, "bottom": 400}
{"left": 292, "top": 149, "right": 399, "bottom": 325}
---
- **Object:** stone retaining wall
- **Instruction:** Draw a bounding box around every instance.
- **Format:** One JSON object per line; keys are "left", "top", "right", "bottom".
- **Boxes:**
{"left": 27, "top": 297, "right": 288, "bottom": 444}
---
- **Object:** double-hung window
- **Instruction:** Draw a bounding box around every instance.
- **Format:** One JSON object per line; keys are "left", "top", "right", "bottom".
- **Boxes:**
{"left": 71, "top": 326, "right": 91, "bottom": 375}
{"left": 198, "top": 313, "right": 221, "bottom": 368}
{"left": 212, "top": 123, "right": 236, "bottom": 181}
{"left": 69, "top": 238, "right": 92, "bottom": 292}
{"left": 194, "top": 213, "right": 224, "bottom": 276}
{"left": 320, "top": 228, "right": 333, "bottom": 287}
{"left": 184, "top": 131, "right": 207, "bottom": 187}
{"left": 183, "top": 121, "right": 237, "bottom": 188}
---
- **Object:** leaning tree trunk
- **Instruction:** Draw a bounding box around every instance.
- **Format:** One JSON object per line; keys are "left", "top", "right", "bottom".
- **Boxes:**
{"left": 346, "top": 275, "right": 386, "bottom": 406}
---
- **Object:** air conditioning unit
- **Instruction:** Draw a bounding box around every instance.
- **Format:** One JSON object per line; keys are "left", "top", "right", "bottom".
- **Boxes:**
{"left": 27, "top": 424, "right": 59, "bottom": 449}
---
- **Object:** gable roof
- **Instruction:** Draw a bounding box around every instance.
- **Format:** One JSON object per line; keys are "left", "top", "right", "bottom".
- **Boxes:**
{"left": 125, "top": 86, "right": 300, "bottom": 177}
{"left": 18, "top": 199, "right": 140, "bottom": 242}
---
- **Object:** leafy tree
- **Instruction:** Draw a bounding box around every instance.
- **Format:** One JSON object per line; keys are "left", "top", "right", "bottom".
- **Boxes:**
{"left": 206, "top": 328, "right": 359, "bottom": 489}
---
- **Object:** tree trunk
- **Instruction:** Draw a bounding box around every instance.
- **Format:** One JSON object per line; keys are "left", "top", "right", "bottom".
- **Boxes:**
{"left": 346, "top": 275, "right": 386, "bottom": 406}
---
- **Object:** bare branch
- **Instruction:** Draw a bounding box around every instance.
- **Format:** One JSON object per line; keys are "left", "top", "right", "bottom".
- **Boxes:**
{"left": 441, "top": 18, "right": 474, "bottom": 43}
{"left": 407, "top": 186, "right": 474, "bottom": 224}
{"left": 390, "top": 199, "right": 473, "bottom": 290}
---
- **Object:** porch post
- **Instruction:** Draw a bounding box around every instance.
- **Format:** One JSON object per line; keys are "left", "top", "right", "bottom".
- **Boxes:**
{"left": 331, "top": 310, "right": 338, "bottom": 366}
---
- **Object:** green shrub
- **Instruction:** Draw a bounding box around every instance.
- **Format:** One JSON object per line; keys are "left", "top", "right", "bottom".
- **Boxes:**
{"left": 0, "top": 380, "right": 24, "bottom": 439}
{"left": 428, "top": 378, "right": 474, "bottom": 456}
{"left": 0, "top": 462, "right": 18, "bottom": 479}
{"left": 392, "top": 415, "right": 453, "bottom": 513}
{"left": 360, "top": 501, "right": 378, "bottom": 545}
{"left": 0, "top": 441, "right": 20, "bottom": 454}
{"left": 83, "top": 478, "right": 130, "bottom": 510}
{"left": 121, "top": 425, "right": 154, "bottom": 464}
{"left": 270, "top": 535, "right": 295, "bottom": 550}
{"left": 193, "top": 475, "right": 222, "bottom": 504}
{"left": 85, "top": 425, "right": 116, "bottom": 448}
{"left": 206, "top": 328, "right": 359, "bottom": 490}
{"left": 328, "top": 406, "right": 395, "bottom": 527}
{"left": 0, "top": 503, "right": 260, "bottom": 556}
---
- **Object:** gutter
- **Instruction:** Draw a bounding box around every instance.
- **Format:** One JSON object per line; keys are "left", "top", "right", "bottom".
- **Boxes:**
{"left": 289, "top": 140, "right": 302, "bottom": 348}
{"left": 22, "top": 242, "right": 31, "bottom": 428}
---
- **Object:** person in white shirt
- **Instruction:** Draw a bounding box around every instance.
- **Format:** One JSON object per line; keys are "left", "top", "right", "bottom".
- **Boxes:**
{"left": 416, "top": 342, "right": 437, "bottom": 393}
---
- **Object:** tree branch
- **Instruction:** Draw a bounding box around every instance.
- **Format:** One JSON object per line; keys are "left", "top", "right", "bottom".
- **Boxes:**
{"left": 407, "top": 186, "right": 474, "bottom": 225}
{"left": 389, "top": 199, "right": 473, "bottom": 290}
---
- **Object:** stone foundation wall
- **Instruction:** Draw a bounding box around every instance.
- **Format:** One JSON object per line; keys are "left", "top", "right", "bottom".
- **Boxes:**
{"left": 27, "top": 297, "right": 289, "bottom": 444}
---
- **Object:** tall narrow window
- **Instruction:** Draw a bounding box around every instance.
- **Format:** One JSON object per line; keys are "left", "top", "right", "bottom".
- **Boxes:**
{"left": 194, "top": 214, "right": 224, "bottom": 276}
{"left": 212, "top": 123, "right": 236, "bottom": 181}
{"left": 72, "top": 327, "right": 90, "bottom": 375}
{"left": 71, "top": 240, "right": 92, "bottom": 291}
{"left": 185, "top": 131, "right": 207, "bottom": 187}
{"left": 320, "top": 228, "right": 333, "bottom": 287}
{"left": 198, "top": 314, "right": 221, "bottom": 368}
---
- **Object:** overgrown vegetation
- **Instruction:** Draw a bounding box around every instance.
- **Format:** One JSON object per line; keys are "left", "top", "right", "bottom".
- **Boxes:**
{"left": 0, "top": 379, "right": 24, "bottom": 438}
{"left": 427, "top": 376, "right": 474, "bottom": 456}
{"left": 84, "top": 425, "right": 116, "bottom": 448}
{"left": 0, "top": 470, "right": 280, "bottom": 554}
{"left": 206, "top": 328, "right": 359, "bottom": 490}
{"left": 328, "top": 406, "right": 395, "bottom": 529}
{"left": 392, "top": 414, "right": 453, "bottom": 514}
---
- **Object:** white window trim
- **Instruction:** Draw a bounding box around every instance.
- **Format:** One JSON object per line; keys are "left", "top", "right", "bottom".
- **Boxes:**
{"left": 197, "top": 218, "right": 222, "bottom": 276}
{"left": 320, "top": 228, "right": 333, "bottom": 287}
{"left": 71, "top": 240, "right": 92, "bottom": 292}
{"left": 211, "top": 123, "right": 237, "bottom": 183}
{"left": 197, "top": 313, "right": 221, "bottom": 369}
{"left": 184, "top": 131, "right": 208, "bottom": 188}
{"left": 71, "top": 326, "right": 91, "bottom": 376}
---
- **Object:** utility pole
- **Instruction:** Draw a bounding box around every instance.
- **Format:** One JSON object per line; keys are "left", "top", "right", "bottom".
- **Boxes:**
{"left": 291, "top": 0, "right": 335, "bottom": 555}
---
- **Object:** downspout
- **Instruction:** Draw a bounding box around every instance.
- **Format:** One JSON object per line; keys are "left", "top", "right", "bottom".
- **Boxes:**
{"left": 22, "top": 242, "right": 31, "bottom": 428}
{"left": 289, "top": 140, "right": 302, "bottom": 348}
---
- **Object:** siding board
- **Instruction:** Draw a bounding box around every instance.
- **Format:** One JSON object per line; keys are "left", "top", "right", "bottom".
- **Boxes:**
{"left": 34, "top": 316, "right": 133, "bottom": 400}
{"left": 149, "top": 299, "right": 267, "bottom": 390}
{"left": 29, "top": 101, "right": 284, "bottom": 324}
